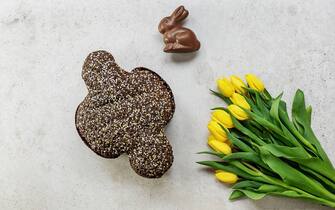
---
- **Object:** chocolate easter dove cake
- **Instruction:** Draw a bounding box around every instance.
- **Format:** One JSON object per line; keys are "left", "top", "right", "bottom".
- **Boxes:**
{"left": 75, "top": 50, "right": 175, "bottom": 178}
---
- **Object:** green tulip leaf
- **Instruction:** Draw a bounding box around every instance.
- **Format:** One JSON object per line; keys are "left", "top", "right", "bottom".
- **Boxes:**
{"left": 261, "top": 144, "right": 310, "bottom": 159}
{"left": 222, "top": 152, "right": 270, "bottom": 171}
{"left": 270, "top": 190, "right": 335, "bottom": 207}
{"left": 244, "top": 96, "right": 262, "bottom": 115}
{"left": 229, "top": 190, "right": 246, "bottom": 200}
{"left": 257, "top": 184, "right": 287, "bottom": 193}
{"left": 232, "top": 189, "right": 266, "bottom": 200}
{"left": 230, "top": 115, "right": 265, "bottom": 146}
{"left": 226, "top": 130, "right": 254, "bottom": 153}
{"left": 255, "top": 92, "right": 271, "bottom": 118}
{"left": 260, "top": 144, "right": 335, "bottom": 186}
{"left": 232, "top": 180, "right": 264, "bottom": 190}
{"left": 295, "top": 158, "right": 335, "bottom": 184}
{"left": 246, "top": 111, "right": 283, "bottom": 136}
{"left": 292, "top": 89, "right": 332, "bottom": 165}
{"left": 269, "top": 93, "right": 283, "bottom": 123}
{"left": 197, "top": 151, "right": 226, "bottom": 158}
{"left": 271, "top": 190, "right": 303, "bottom": 198}
{"left": 247, "top": 110, "right": 301, "bottom": 148}
{"left": 306, "top": 105, "right": 312, "bottom": 125}
{"left": 292, "top": 89, "right": 310, "bottom": 126}
{"left": 243, "top": 122, "right": 263, "bottom": 138}
{"left": 278, "top": 103, "right": 318, "bottom": 156}
{"left": 211, "top": 107, "right": 226, "bottom": 111}
{"left": 300, "top": 165, "right": 335, "bottom": 193}
{"left": 234, "top": 180, "right": 287, "bottom": 194}
{"left": 259, "top": 149, "right": 335, "bottom": 201}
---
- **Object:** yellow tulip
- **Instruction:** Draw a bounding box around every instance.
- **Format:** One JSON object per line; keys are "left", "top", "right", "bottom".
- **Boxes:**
{"left": 230, "top": 93, "right": 251, "bottom": 110}
{"left": 246, "top": 74, "right": 265, "bottom": 92}
{"left": 211, "top": 110, "right": 234, "bottom": 128}
{"left": 208, "top": 139, "right": 232, "bottom": 155}
{"left": 207, "top": 121, "right": 228, "bottom": 142}
{"left": 217, "top": 78, "right": 235, "bottom": 97}
{"left": 207, "top": 135, "right": 217, "bottom": 142}
{"left": 215, "top": 170, "right": 238, "bottom": 184}
{"left": 208, "top": 135, "right": 232, "bottom": 146}
{"left": 228, "top": 105, "right": 249, "bottom": 120}
{"left": 231, "top": 75, "right": 247, "bottom": 94}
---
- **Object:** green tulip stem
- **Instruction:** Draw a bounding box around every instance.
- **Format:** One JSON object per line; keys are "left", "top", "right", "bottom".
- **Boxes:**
{"left": 257, "top": 167, "right": 335, "bottom": 206}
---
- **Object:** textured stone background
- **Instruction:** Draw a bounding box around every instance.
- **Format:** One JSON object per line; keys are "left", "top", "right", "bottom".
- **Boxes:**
{"left": 1, "top": 0, "right": 335, "bottom": 209}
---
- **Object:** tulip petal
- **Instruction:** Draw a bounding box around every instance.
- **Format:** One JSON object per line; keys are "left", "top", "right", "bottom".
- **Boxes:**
{"left": 212, "top": 110, "right": 234, "bottom": 128}
{"left": 228, "top": 105, "right": 249, "bottom": 120}
{"left": 208, "top": 121, "right": 228, "bottom": 141}
{"left": 231, "top": 75, "right": 247, "bottom": 94}
{"left": 215, "top": 170, "right": 238, "bottom": 184}
{"left": 217, "top": 77, "right": 235, "bottom": 97}
{"left": 208, "top": 140, "right": 232, "bottom": 155}
{"left": 246, "top": 74, "right": 265, "bottom": 92}
{"left": 230, "top": 93, "right": 251, "bottom": 110}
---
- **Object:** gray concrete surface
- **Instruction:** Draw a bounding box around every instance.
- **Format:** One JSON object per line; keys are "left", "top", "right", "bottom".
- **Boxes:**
{"left": 1, "top": 0, "right": 335, "bottom": 209}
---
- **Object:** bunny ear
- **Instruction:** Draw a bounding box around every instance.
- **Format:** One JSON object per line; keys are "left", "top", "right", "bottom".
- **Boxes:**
{"left": 171, "top": 6, "right": 189, "bottom": 22}
{"left": 171, "top": 5, "right": 184, "bottom": 16}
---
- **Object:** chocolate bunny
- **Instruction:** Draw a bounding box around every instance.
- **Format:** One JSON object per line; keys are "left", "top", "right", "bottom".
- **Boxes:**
{"left": 158, "top": 6, "right": 201, "bottom": 53}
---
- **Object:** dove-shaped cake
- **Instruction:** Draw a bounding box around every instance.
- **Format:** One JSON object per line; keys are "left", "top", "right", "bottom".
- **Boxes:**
{"left": 75, "top": 51, "right": 175, "bottom": 178}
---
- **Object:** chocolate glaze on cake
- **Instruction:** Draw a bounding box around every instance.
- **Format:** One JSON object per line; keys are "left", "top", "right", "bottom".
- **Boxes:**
{"left": 75, "top": 50, "right": 175, "bottom": 178}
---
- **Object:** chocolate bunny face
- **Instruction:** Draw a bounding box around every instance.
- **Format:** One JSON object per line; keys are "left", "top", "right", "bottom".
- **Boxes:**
{"left": 158, "top": 5, "right": 200, "bottom": 53}
{"left": 75, "top": 51, "right": 175, "bottom": 178}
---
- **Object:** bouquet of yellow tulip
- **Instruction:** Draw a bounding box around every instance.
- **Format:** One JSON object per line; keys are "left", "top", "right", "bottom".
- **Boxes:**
{"left": 198, "top": 74, "right": 335, "bottom": 208}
